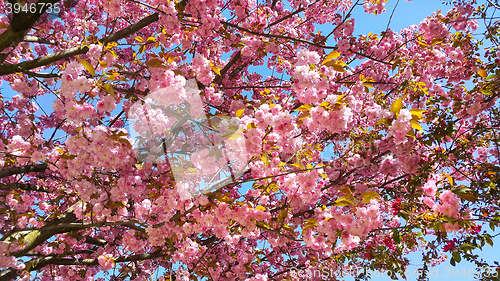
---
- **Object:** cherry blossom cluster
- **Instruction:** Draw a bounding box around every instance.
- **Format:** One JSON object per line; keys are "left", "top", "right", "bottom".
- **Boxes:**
{"left": 0, "top": 0, "right": 498, "bottom": 280}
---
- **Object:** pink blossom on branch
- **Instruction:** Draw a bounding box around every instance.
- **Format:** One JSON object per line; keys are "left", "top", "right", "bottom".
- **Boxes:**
{"left": 0, "top": 0, "right": 497, "bottom": 280}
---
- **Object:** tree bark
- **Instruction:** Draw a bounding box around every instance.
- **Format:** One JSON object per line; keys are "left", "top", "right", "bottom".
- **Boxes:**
{"left": 0, "top": 0, "right": 61, "bottom": 63}
{"left": 0, "top": 163, "right": 48, "bottom": 179}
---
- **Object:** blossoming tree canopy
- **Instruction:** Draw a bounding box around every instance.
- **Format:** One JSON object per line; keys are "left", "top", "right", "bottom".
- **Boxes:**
{"left": 0, "top": 0, "right": 499, "bottom": 279}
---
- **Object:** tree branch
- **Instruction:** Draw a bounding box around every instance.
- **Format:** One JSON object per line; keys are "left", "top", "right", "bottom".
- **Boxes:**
{"left": 267, "top": 6, "right": 306, "bottom": 28}
{"left": 6, "top": 219, "right": 148, "bottom": 257}
{"left": 214, "top": 50, "right": 241, "bottom": 84}
{"left": 0, "top": 182, "right": 51, "bottom": 192}
{"left": 0, "top": 45, "right": 89, "bottom": 76}
{"left": 0, "top": 251, "right": 165, "bottom": 280}
{"left": 5, "top": 213, "right": 78, "bottom": 257}
{"left": 101, "top": 13, "right": 159, "bottom": 45}
{"left": 0, "top": 163, "right": 48, "bottom": 179}
{"left": 0, "top": 0, "right": 60, "bottom": 63}
{"left": 23, "top": 36, "right": 57, "bottom": 45}
{"left": 83, "top": 236, "right": 107, "bottom": 247}
{"left": 350, "top": 50, "right": 393, "bottom": 65}
{"left": 0, "top": 13, "right": 160, "bottom": 76}
{"left": 221, "top": 21, "right": 334, "bottom": 49}
{"left": 22, "top": 70, "right": 61, "bottom": 78}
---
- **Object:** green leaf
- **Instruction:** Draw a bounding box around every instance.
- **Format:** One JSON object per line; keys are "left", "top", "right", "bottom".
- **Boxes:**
{"left": 460, "top": 243, "right": 475, "bottom": 252}
{"left": 295, "top": 104, "right": 313, "bottom": 111}
{"left": 78, "top": 59, "right": 95, "bottom": 77}
{"left": 266, "top": 183, "right": 279, "bottom": 192}
{"left": 224, "top": 131, "right": 242, "bottom": 140}
{"left": 320, "top": 101, "right": 330, "bottom": 109}
{"left": 452, "top": 252, "right": 461, "bottom": 263}
{"left": 261, "top": 153, "right": 270, "bottom": 165}
{"left": 459, "top": 192, "right": 477, "bottom": 202}
{"left": 277, "top": 209, "right": 288, "bottom": 224}
{"left": 392, "top": 229, "right": 401, "bottom": 244}
{"left": 485, "top": 235, "right": 494, "bottom": 247}
{"left": 282, "top": 225, "right": 295, "bottom": 236}
{"left": 334, "top": 197, "right": 352, "bottom": 207}
{"left": 323, "top": 60, "right": 346, "bottom": 72}
{"left": 390, "top": 98, "right": 403, "bottom": 115}
{"left": 410, "top": 120, "right": 423, "bottom": 131}
{"left": 360, "top": 191, "right": 381, "bottom": 204}
{"left": 452, "top": 186, "right": 471, "bottom": 194}
{"left": 322, "top": 51, "right": 341, "bottom": 64}
{"left": 301, "top": 218, "right": 318, "bottom": 235}
{"left": 364, "top": 83, "right": 374, "bottom": 89}
{"left": 235, "top": 109, "right": 245, "bottom": 118}
{"left": 410, "top": 109, "right": 426, "bottom": 119}
{"left": 339, "top": 185, "right": 354, "bottom": 200}
{"left": 247, "top": 123, "right": 256, "bottom": 130}
{"left": 446, "top": 174, "right": 454, "bottom": 186}
{"left": 210, "top": 61, "right": 221, "bottom": 76}
{"left": 486, "top": 74, "right": 497, "bottom": 80}
{"left": 257, "top": 221, "right": 272, "bottom": 229}
{"left": 102, "top": 84, "right": 115, "bottom": 97}
{"left": 298, "top": 111, "right": 310, "bottom": 120}
{"left": 406, "top": 128, "right": 416, "bottom": 139}
{"left": 146, "top": 59, "right": 166, "bottom": 69}
{"left": 291, "top": 162, "right": 305, "bottom": 169}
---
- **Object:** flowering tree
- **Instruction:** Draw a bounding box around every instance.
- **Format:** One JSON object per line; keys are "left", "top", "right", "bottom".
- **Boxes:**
{"left": 0, "top": 0, "right": 499, "bottom": 280}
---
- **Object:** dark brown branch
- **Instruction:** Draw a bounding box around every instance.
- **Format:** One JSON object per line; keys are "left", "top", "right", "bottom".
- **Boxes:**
{"left": 101, "top": 13, "right": 159, "bottom": 45}
{"left": 0, "top": 45, "right": 89, "bottom": 76}
{"left": 214, "top": 50, "right": 241, "bottom": 84}
{"left": 83, "top": 236, "right": 107, "bottom": 247}
{"left": 0, "top": 163, "right": 48, "bottom": 179}
{"left": 0, "top": 251, "right": 164, "bottom": 280}
{"left": 4, "top": 218, "right": 145, "bottom": 259}
{"left": 228, "top": 60, "right": 252, "bottom": 79}
{"left": 322, "top": 0, "right": 360, "bottom": 43}
{"left": 0, "top": 268, "right": 17, "bottom": 281}
{"left": 0, "top": 183, "right": 51, "bottom": 192}
{"left": 7, "top": 213, "right": 78, "bottom": 257}
{"left": 108, "top": 110, "right": 124, "bottom": 127}
{"left": 23, "top": 36, "right": 57, "bottom": 45}
{"left": 221, "top": 21, "right": 334, "bottom": 49}
{"left": 350, "top": 50, "right": 393, "bottom": 66}
{"left": 0, "top": 0, "right": 60, "bottom": 63}
{"left": 0, "top": 13, "right": 160, "bottom": 76}
{"left": 22, "top": 70, "right": 61, "bottom": 78}
{"left": 268, "top": 6, "right": 306, "bottom": 28}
